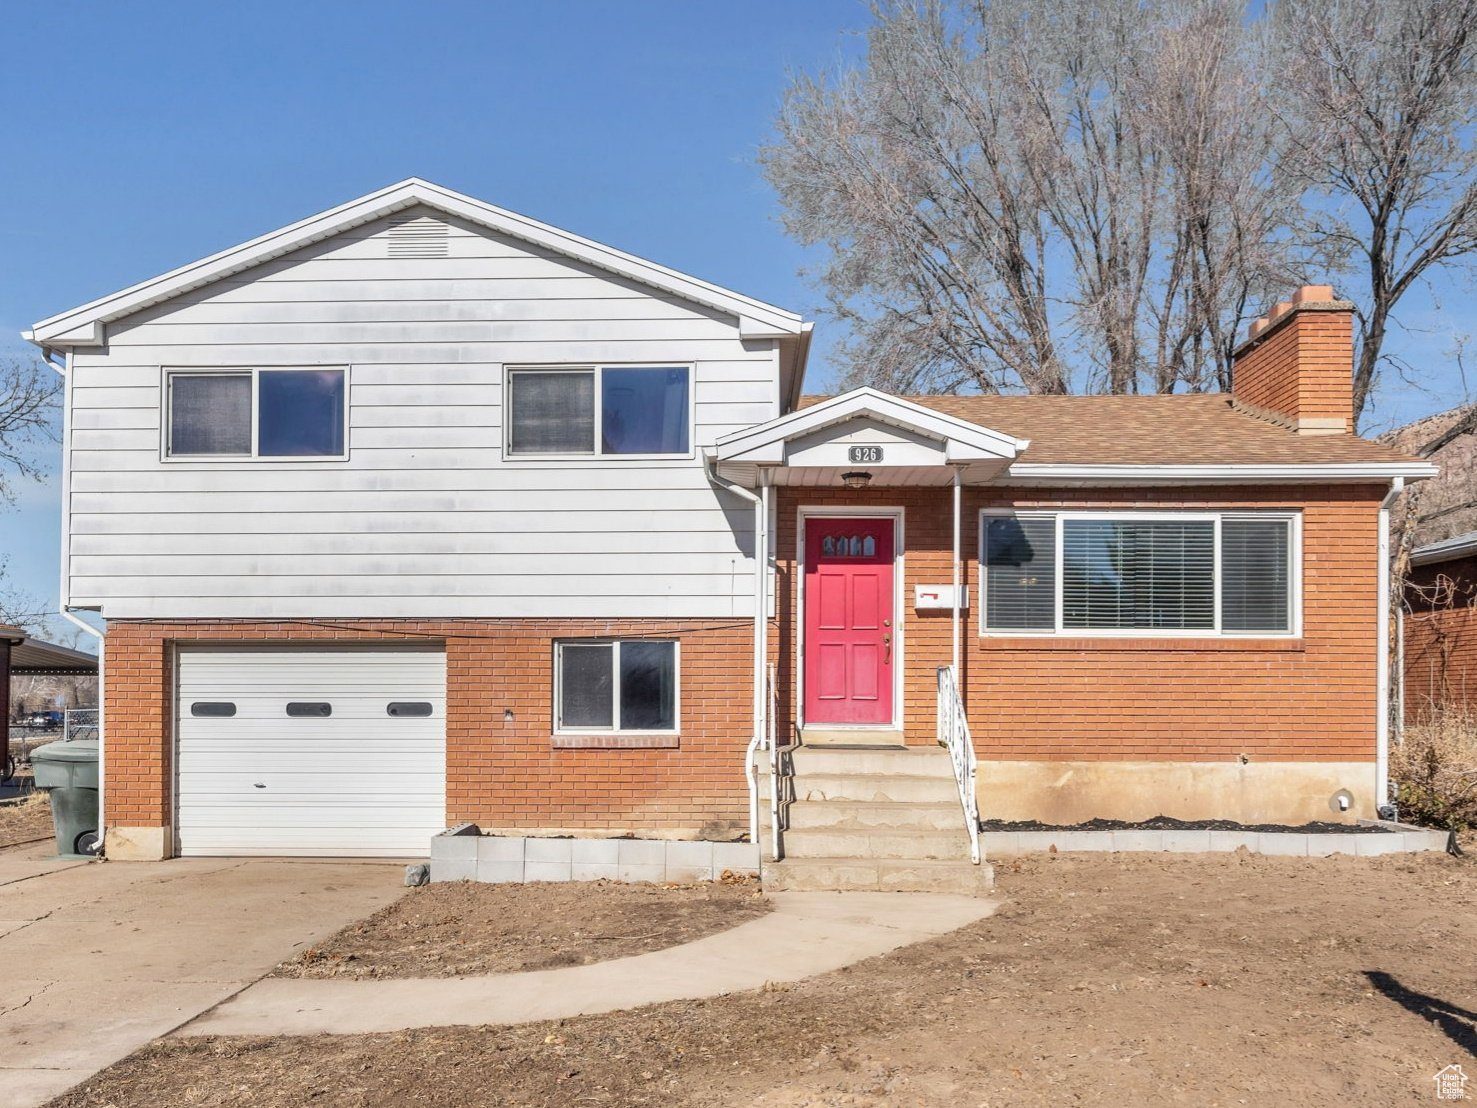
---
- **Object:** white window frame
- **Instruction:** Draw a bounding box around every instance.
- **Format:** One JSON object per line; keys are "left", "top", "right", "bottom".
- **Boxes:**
{"left": 978, "top": 509, "right": 1302, "bottom": 638}
{"left": 161, "top": 367, "right": 350, "bottom": 462}
{"left": 503, "top": 363, "right": 696, "bottom": 461}
{"left": 552, "top": 638, "right": 682, "bottom": 735}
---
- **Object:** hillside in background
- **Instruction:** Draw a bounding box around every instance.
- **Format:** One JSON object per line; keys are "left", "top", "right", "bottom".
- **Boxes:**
{"left": 1381, "top": 405, "right": 1477, "bottom": 548}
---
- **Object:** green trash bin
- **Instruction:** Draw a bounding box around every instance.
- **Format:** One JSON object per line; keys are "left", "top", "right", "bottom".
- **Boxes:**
{"left": 31, "top": 739, "right": 100, "bottom": 857}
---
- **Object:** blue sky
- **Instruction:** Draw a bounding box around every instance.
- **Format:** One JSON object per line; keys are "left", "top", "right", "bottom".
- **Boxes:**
{"left": 0, "top": 0, "right": 868, "bottom": 633}
{"left": 0, "top": 0, "right": 1470, "bottom": 636}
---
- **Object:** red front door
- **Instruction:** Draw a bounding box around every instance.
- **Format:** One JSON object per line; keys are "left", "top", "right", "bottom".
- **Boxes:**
{"left": 804, "top": 517, "right": 895, "bottom": 725}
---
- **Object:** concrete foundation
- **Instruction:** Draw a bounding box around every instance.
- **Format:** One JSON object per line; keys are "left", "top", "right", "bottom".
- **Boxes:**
{"left": 104, "top": 825, "right": 173, "bottom": 861}
{"left": 976, "top": 760, "right": 1379, "bottom": 825}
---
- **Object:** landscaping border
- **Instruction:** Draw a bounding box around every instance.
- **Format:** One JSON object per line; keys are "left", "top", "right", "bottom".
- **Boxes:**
{"left": 980, "top": 819, "right": 1448, "bottom": 856}
{"left": 430, "top": 824, "right": 761, "bottom": 884}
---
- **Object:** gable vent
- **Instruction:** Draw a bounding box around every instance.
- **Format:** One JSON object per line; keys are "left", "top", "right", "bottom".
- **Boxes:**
{"left": 387, "top": 216, "right": 450, "bottom": 258}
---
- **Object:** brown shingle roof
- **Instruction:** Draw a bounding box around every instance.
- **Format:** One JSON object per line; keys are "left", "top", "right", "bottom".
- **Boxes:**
{"left": 798, "top": 393, "right": 1421, "bottom": 467}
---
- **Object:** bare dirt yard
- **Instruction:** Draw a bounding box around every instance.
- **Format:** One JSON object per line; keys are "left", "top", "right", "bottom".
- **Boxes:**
{"left": 275, "top": 876, "right": 770, "bottom": 979}
{"left": 0, "top": 792, "right": 52, "bottom": 848}
{"left": 48, "top": 849, "right": 1477, "bottom": 1107}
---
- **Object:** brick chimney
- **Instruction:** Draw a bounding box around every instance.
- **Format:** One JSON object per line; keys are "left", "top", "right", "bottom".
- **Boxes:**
{"left": 1231, "top": 285, "right": 1354, "bottom": 435}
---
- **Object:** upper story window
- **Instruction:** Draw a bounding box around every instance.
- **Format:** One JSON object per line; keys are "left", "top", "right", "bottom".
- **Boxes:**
{"left": 167, "top": 369, "right": 346, "bottom": 459}
{"left": 981, "top": 511, "right": 1297, "bottom": 636}
{"left": 506, "top": 366, "right": 690, "bottom": 456}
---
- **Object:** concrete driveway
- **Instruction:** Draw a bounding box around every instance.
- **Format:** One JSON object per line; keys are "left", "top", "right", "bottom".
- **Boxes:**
{"left": 0, "top": 845, "right": 405, "bottom": 1108}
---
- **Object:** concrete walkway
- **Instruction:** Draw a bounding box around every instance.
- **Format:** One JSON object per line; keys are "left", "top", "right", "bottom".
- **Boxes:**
{"left": 180, "top": 890, "right": 999, "bottom": 1038}
{"left": 0, "top": 848, "right": 405, "bottom": 1108}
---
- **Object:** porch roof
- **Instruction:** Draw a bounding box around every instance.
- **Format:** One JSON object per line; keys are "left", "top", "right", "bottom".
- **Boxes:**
{"left": 713, "top": 388, "right": 1029, "bottom": 488}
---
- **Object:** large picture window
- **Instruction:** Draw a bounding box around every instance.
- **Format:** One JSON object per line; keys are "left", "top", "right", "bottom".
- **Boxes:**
{"left": 167, "top": 369, "right": 346, "bottom": 458}
{"left": 507, "top": 366, "right": 690, "bottom": 456}
{"left": 555, "top": 639, "right": 678, "bottom": 732}
{"left": 981, "top": 512, "right": 1296, "bottom": 635}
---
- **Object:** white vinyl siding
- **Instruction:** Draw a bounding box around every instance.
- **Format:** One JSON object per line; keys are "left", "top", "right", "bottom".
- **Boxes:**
{"left": 64, "top": 208, "right": 780, "bottom": 619}
{"left": 175, "top": 648, "right": 446, "bottom": 856}
{"left": 980, "top": 511, "right": 1300, "bottom": 637}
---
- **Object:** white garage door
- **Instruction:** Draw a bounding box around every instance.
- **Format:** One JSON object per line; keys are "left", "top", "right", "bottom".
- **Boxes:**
{"left": 177, "top": 648, "right": 446, "bottom": 857}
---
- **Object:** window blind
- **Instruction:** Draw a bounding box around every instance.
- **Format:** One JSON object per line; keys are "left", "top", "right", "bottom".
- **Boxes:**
{"left": 984, "top": 515, "right": 1056, "bottom": 630}
{"left": 1063, "top": 519, "right": 1215, "bottom": 630}
{"left": 1221, "top": 518, "right": 1291, "bottom": 632}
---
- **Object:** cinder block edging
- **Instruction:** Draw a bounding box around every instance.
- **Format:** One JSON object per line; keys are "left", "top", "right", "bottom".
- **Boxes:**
{"left": 980, "top": 819, "right": 1448, "bottom": 857}
{"left": 430, "top": 824, "right": 762, "bottom": 884}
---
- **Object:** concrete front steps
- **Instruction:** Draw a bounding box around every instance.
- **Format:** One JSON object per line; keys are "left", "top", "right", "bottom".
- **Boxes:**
{"left": 759, "top": 744, "right": 993, "bottom": 895}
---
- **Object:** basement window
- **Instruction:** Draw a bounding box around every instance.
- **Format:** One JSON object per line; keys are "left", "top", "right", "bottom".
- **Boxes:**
{"left": 166, "top": 369, "right": 347, "bottom": 459}
{"left": 980, "top": 511, "right": 1298, "bottom": 636}
{"left": 555, "top": 640, "right": 678, "bottom": 732}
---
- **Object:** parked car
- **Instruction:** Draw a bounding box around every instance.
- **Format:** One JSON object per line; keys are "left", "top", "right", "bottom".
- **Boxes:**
{"left": 24, "top": 711, "right": 63, "bottom": 730}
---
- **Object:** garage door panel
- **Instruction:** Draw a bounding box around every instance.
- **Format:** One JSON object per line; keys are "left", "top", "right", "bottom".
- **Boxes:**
{"left": 177, "top": 805, "right": 446, "bottom": 828}
{"left": 177, "top": 649, "right": 447, "bottom": 857}
{"left": 175, "top": 774, "right": 437, "bottom": 791}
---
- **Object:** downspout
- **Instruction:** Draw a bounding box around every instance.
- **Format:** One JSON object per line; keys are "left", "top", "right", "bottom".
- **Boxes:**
{"left": 703, "top": 455, "right": 766, "bottom": 854}
{"left": 1376, "top": 477, "right": 1404, "bottom": 818}
{"left": 951, "top": 467, "right": 962, "bottom": 676}
{"left": 49, "top": 347, "right": 108, "bottom": 852}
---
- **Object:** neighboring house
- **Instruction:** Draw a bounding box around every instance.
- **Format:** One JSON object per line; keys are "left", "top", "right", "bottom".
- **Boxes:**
{"left": 0, "top": 626, "right": 99, "bottom": 778}
{"left": 25, "top": 180, "right": 1435, "bottom": 886}
{"left": 1404, "top": 529, "right": 1477, "bottom": 721}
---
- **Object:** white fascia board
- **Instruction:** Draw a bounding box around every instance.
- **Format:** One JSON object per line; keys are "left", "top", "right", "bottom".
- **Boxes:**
{"left": 28, "top": 178, "right": 806, "bottom": 347}
{"left": 1002, "top": 461, "right": 1441, "bottom": 484}
{"left": 716, "top": 387, "right": 1029, "bottom": 464}
{"left": 1411, "top": 529, "right": 1477, "bottom": 566}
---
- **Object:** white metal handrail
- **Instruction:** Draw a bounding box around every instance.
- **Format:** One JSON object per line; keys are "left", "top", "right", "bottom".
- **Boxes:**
{"left": 766, "top": 662, "right": 782, "bottom": 861}
{"left": 937, "top": 665, "right": 981, "bottom": 865}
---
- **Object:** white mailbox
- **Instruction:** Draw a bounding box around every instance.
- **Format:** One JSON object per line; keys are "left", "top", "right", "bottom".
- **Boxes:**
{"left": 914, "top": 584, "right": 969, "bottom": 610}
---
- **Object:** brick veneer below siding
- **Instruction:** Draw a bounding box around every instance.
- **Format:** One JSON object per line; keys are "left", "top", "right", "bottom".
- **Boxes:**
{"left": 104, "top": 618, "right": 754, "bottom": 837}
{"left": 773, "top": 484, "right": 1385, "bottom": 763}
{"left": 105, "top": 483, "right": 1387, "bottom": 842}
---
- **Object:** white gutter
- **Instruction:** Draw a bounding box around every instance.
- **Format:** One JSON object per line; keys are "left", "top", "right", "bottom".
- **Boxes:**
{"left": 703, "top": 455, "right": 768, "bottom": 856}
{"left": 951, "top": 467, "right": 962, "bottom": 676}
{"left": 1002, "top": 462, "right": 1439, "bottom": 484}
{"left": 1376, "top": 477, "right": 1405, "bottom": 816}
{"left": 1410, "top": 530, "right": 1477, "bottom": 566}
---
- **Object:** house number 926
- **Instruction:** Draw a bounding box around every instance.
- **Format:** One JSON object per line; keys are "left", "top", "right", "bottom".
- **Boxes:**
{"left": 848, "top": 446, "right": 884, "bottom": 463}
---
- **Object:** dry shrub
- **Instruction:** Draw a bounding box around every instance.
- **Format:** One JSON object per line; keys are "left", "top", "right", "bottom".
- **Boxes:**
{"left": 1393, "top": 709, "right": 1477, "bottom": 831}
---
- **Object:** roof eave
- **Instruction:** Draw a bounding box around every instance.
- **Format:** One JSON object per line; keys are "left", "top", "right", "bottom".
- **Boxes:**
{"left": 1000, "top": 462, "right": 1440, "bottom": 485}
{"left": 1411, "top": 529, "right": 1477, "bottom": 566}
{"left": 28, "top": 178, "right": 806, "bottom": 348}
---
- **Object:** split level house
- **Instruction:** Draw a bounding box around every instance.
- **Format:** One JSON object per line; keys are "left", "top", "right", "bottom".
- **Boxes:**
{"left": 25, "top": 180, "right": 1438, "bottom": 891}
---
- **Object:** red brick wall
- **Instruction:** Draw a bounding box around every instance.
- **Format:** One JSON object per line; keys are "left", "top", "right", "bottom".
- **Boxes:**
{"left": 1404, "top": 552, "right": 1477, "bottom": 719}
{"left": 1232, "top": 302, "right": 1354, "bottom": 430}
{"left": 104, "top": 618, "right": 754, "bottom": 836}
{"left": 773, "top": 483, "right": 1385, "bottom": 762}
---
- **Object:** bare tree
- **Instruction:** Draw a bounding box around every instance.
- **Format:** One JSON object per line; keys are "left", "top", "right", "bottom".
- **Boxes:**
{"left": 1265, "top": 0, "right": 1477, "bottom": 428}
{"left": 0, "top": 560, "right": 52, "bottom": 635}
{"left": 0, "top": 357, "right": 62, "bottom": 633}
{"left": 760, "top": 0, "right": 1301, "bottom": 395}
{"left": 0, "top": 358, "right": 60, "bottom": 505}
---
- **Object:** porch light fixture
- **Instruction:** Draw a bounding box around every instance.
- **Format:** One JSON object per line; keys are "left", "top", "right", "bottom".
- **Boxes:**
{"left": 841, "top": 471, "right": 873, "bottom": 489}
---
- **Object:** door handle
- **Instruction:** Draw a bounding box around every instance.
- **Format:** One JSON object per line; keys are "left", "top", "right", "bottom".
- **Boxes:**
{"left": 882, "top": 632, "right": 891, "bottom": 665}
